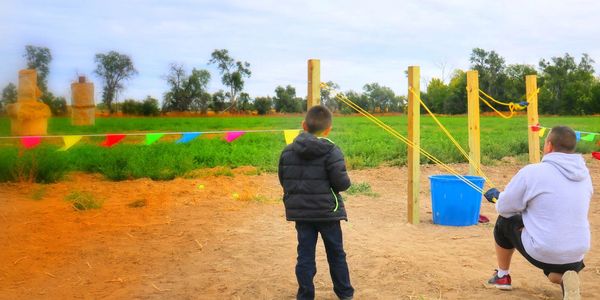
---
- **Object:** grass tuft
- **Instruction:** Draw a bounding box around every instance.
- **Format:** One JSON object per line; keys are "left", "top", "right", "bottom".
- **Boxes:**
{"left": 345, "top": 182, "right": 379, "bottom": 197}
{"left": 65, "top": 191, "right": 103, "bottom": 211}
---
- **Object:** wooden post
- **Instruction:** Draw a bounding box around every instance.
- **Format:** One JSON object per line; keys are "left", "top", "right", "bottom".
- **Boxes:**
{"left": 466, "top": 70, "right": 480, "bottom": 176}
{"left": 407, "top": 66, "right": 420, "bottom": 225}
{"left": 307, "top": 59, "right": 321, "bottom": 109}
{"left": 526, "top": 75, "right": 540, "bottom": 163}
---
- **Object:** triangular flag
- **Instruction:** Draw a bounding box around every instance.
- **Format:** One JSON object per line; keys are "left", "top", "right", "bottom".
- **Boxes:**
{"left": 581, "top": 133, "right": 596, "bottom": 142}
{"left": 225, "top": 131, "right": 245, "bottom": 143}
{"left": 58, "top": 136, "right": 82, "bottom": 151}
{"left": 101, "top": 134, "right": 126, "bottom": 147}
{"left": 284, "top": 130, "right": 301, "bottom": 145}
{"left": 21, "top": 136, "right": 41, "bottom": 149}
{"left": 538, "top": 127, "right": 547, "bottom": 138}
{"left": 176, "top": 132, "right": 201, "bottom": 144}
{"left": 145, "top": 133, "right": 165, "bottom": 145}
{"left": 530, "top": 124, "right": 541, "bottom": 132}
{"left": 575, "top": 131, "right": 581, "bottom": 141}
{"left": 593, "top": 152, "right": 600, "bottom": 160}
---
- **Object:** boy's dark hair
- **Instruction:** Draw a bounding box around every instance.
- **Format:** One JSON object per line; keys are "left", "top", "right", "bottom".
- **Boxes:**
{"left": 548, "top": 126, "right": 577, "bottom": 153}
{"left": 305, "top": 105, "right": 332, "bottom": 134}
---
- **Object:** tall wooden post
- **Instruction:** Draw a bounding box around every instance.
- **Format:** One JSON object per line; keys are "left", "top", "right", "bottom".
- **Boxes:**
{"left": 466, "top": 70, "right": 481, "bottom": 176}
{"left": 407, "top": 66, "right": 420, "bottom": 225}
{"left": 526, "top": 75, "right": 540, "bottom": 163}
{"left": 307, "top": 59, "right": 321, "bottom": 109}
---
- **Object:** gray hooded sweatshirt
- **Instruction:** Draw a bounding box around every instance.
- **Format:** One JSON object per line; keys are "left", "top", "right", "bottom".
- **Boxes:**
{"left": 496, "top": 152, "right": 593, "bottom": 264}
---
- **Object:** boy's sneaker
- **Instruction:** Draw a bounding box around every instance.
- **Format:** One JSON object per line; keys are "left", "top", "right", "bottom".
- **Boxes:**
{"left": 561, "top": 271, "right": 581, "bottom": 300}
{"left": 487, "top": 270, "right": 512, "bottom": 290}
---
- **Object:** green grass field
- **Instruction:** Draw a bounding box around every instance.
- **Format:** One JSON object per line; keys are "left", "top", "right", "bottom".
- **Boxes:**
{"left": 0, "top": 115, "right": 598, "bottom": 183}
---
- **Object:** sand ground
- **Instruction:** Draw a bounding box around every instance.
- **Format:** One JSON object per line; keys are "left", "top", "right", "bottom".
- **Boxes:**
{"left": 1, "top": 160, "right": 599, "bottom": 299}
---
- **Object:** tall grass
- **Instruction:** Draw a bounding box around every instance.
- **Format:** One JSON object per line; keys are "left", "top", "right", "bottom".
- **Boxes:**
{"left": 0, "top": 115, "right": 598, "bottom": 183}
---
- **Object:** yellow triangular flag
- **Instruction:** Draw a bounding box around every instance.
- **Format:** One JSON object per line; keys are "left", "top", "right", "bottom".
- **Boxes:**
{"left": 284, "top": 130, "right": 301, "bottom": 145}
{"left": 58, "top": 136, "right": 83, "bottom": 151}
{"left": 538, "top": 127, "right": 547, "bottom": 138}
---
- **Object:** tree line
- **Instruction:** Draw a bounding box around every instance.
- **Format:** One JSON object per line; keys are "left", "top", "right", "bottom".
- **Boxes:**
{"left": 2, "top": 46, "right": 599, "bottom": 116}
{"left": 421, "top": 48, "right": 600, "bottom": 115}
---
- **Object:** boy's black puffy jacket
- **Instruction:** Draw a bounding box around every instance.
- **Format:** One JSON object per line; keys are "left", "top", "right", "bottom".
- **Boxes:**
{"left": 278, "top": 132, "right": 351, "bottom": 221}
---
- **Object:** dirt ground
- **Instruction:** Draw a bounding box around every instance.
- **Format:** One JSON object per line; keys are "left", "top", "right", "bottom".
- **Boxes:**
{"left": 1, "top": 160, "right": 599, "bottom": 300}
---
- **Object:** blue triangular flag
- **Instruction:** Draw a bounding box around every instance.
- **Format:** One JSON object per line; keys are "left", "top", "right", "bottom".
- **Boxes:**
{"left": 176, "top": 132, "right": 202, "bottom": 144}
{"left": 576, "top": 131, "right": 581, "bottom": 141}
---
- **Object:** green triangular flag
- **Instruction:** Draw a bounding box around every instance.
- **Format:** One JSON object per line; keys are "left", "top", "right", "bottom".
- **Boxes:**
{"left": 145, "top": 133, "right": 165, "bottom": 145}
{"left": 581, "top": 133, "right": 596, "bottom": 142}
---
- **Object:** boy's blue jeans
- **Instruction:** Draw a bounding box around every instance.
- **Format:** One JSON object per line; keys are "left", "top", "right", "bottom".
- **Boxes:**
{"left": 295, "top": 221, "right": 354, "bottom": 300}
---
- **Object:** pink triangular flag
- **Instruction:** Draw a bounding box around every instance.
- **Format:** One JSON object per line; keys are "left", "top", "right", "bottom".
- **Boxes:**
{"left": 21, "top": 136, "right": 42, "bottom": 149}
{"left": 225, "top": 131, "right": 245, "bottom": 143}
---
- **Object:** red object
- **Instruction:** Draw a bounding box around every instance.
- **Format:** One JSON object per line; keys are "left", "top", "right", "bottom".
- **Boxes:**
{"left": 478, "top": 215, "right": 490, "bottom": 223}
{"left": 593, "top": 152, "right": 600, "bottom": 160}
{"left": 488, "top": 272, "right": 512, "bottom": 290}
{"left": 21, "top": 136, "right": 42, "bottom": 149}
{"left": 101, "top": 134, "right": 126, "bottom": 147}
{"left": 530, "top": 124, "right": 541, "bottom": 132}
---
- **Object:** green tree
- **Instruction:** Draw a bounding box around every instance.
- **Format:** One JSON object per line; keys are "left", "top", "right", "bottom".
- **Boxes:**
{"left": 503, "top": 64, "right": 537, "bottom": 102}
{"left": 208, "top": 49, "right": 251, "bottom": 111}
{"left": 340, "top": 90, "right": 369, "bottom": 114}
{"left": 538, "top": 53, "right": 597, "bottom": 114}
{"left": 236, "top": 92, "right": 253, "bottom": 112}
{"left": 363, "top": 83, "right": 396, "bottom": 112}
{"left": 163, "top": 64, "right": 211, "bottom": 112}
{"left": 141, "top": 96, "right": 160, "bottom": 116}
{"left": 254, "top": 96, "right": 273, "bottom": 115}
{"left": 321, "top": 81, "right": 340, "bottom": 112}
{"left": 211, "top": 90, "right": 227, "bottom": 112}
{"left": 94, "top": 51, "right": 137, "bottom": 114}
{"left": 470, "top": 48, "right": 507, "bottom": 104}
{"left": 24, "top": 45, "right": 52, "bottom": 93}
{"left": 444, "top": 70, "right": 468, "bottom": 114}
{"left": 273, "top": 85, "right": 302, "bottom": 113}
{"left": 1, "top": 83, "right": 17, "bottom": 112}
{"left": 121, "top": 99, "right": 141, "bottom": 115}
{"left": 422, "top": 78, "right": 451, "bottom": 113}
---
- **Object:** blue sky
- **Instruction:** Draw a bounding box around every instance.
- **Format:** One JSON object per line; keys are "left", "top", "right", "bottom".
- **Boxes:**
{"left": 1, "top": 0, "right": 599, "bottom": 103}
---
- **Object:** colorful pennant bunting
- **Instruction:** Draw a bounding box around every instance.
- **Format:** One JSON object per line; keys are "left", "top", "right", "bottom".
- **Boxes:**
{"left": 176, "top": 132, "right": 201, "bottom": 144}
{"left": 21, "top": 136, "right": 41, "bottom": 149}
{"left": 58, "top": 136, "right": 82, "bottom": 151}
{"left": 225, "top": 131, "right": 245, "bottom": 143}
{"left": 530, "top": 124, "right": 541, "bottom": 132}
{"left": 284, "top": 130, "right": 301, "bottom": 145}
{"left": 145, "top": 133, "right": 165, "bottom": 145}
{"left": 581, "top": 133, "right": 596, "bottom": 142}
{"left": 575, "top": 131, "right": 581, "bottom": 141}
{"left": 593, "top": 152, "right": 600, "bottom": 160}
{"left": 101, "top": 134, "right": 126, "bottom": 147}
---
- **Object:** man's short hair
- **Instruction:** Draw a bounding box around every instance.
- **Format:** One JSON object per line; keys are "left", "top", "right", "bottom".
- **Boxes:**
{"left": 305, "top": 105, "right": 332, "bottom": 134}
{"left": 547, "top": 126, "right": 577, "bottom": 153}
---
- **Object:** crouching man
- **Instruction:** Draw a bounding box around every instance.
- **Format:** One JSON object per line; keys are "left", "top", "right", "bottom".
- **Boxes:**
{"left": 484, "top": 126, "right": 593, "bottom": 300}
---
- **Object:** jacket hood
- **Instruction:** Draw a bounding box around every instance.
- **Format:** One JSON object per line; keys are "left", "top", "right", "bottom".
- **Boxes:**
{"left": 291, "top": 132, "right": 334, "bottom": 160}
{"left": 542, "top": 152, "right": 590, "bottom": 182}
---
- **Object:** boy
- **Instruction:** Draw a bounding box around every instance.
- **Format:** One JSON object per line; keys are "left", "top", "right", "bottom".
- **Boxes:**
{"left": 278, "top": 105, "right": 354, "bottom": 300}
{"left": 484, "top": 126, "right": 593, "bottom": 300}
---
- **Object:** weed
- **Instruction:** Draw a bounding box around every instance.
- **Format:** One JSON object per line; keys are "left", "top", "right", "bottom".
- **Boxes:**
{"left": 345, "top": 182, "right": 379, "bottom": 197}
{"left": 30, "top": 187, "right": 46, "bottom": 201}
{"left": 65, "top": 191, "right": 103, "bottom": 211}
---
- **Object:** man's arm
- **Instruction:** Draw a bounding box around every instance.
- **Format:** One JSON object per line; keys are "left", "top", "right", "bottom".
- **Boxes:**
{"left": 326, "top": 147, "right": 351, "bottom": 192}
{"left": 495, "top": 168, "right": 529, "bottom": 217}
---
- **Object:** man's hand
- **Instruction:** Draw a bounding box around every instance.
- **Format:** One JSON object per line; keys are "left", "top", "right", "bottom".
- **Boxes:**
{"left": 484, "top": 188, "right": 500, "bottom": 203}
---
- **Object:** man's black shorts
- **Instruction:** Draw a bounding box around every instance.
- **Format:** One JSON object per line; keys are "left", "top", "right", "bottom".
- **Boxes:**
{"left": 494, "top": 215, "right": 585, "bottom": 276}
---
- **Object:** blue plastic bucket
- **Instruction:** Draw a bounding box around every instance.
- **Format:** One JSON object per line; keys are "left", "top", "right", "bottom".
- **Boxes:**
{"left": 429, "top": 174, "right": 485, "bottom": 226}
